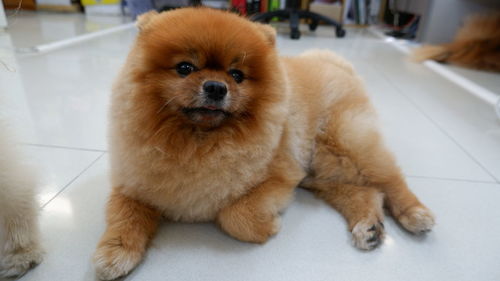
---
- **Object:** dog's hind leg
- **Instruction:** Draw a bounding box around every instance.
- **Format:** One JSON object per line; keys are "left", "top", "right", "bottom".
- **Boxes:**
{"left": 305, "top": 179, "right": 385, "bottom": 250}
{"left": 306, "top": 91, "right": 434, "bottom": 247}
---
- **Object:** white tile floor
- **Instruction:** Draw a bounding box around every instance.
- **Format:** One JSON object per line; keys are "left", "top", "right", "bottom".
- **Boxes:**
{"left": 1, "top": 12, "right": 500, "bottom": 281}
{"left": 445, "top": 65, "right": 500, "bottom": 97}
{"left": 1, "top": 10, "right": 132, "bottom": 49}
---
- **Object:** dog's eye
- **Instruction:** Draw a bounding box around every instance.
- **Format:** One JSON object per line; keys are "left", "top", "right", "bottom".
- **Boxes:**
{"left": 229, "top": 69, "right": 244, "bottom": 83}
{"left": 176, "top": 62, "right": 195, "bottom": 77}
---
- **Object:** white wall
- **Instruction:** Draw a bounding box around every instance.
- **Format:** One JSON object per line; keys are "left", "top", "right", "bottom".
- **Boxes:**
{"left": 417, "top": 0, "right": 500, "bottom": 44}
{"left": 394, "top": 0, "right": 500, "bottom": 44}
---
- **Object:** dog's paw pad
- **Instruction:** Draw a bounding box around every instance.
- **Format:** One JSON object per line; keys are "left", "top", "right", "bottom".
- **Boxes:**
{"left": 352, "top": 219, "right": 385, "bottom": 250}
{"left": 0, "top": 245, "right": 44, "bottom": 277}
{"left": 398, "top": 206, "right": 435, "bottom": 234}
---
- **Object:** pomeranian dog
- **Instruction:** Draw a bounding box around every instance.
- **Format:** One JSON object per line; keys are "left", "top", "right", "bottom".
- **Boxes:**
{"left": 93, "top": 7, "right": 435, "bottom": 280}
{"left": 0, "top": 120, "right": 43, "bottom": 277}
{"left": 412, "top": 13, "right": 500, "bottom": 72}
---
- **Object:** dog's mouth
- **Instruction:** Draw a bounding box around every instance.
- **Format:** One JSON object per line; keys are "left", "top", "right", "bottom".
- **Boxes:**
{"left": 182, "top": 106, "right": 230, "bottom": 125}
{"left": 183, "top": 106, "right": 228, "bottom": 115}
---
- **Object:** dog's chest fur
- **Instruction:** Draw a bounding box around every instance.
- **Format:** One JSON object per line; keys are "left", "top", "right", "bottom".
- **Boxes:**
{"left": 111, "top": 134, "right": 279, "bottom": 222}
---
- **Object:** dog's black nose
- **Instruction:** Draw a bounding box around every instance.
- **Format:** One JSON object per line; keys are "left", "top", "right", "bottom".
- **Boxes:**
{"left": 203, "top": 81, "right": 227, "bottom": 101}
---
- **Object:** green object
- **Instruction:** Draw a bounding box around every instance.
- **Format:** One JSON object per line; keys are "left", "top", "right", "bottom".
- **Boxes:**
{"left": 268, "top": 0, "right": 280, "bottom": 21}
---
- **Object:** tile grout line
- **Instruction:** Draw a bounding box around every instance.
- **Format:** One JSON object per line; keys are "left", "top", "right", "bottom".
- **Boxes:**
{"left": 21, "top": 142, "right": 107, "bottom": 153}
{"left": 41, "top": 152, "right": 106, "bottom": 209}
{"left": 406, "top": 174, "right": 499, "bottom": 185}
{"left": 375, "top": 66, "right": 500, "bottom": 183}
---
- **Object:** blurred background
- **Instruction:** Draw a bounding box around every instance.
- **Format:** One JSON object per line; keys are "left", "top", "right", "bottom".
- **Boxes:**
{"left": 2, "top": 0, "right": 500, "bottom": 41}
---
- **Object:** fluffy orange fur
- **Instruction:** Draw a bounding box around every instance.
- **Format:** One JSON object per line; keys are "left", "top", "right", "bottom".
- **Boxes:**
{"left": 93, "top": 8, "right": 435, "bottom": 280}
{"left": 412, "top": 13, "right": 500, "bottom": 72}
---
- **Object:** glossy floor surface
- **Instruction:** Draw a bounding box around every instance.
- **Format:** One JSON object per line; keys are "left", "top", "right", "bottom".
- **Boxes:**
{"left": 1, "top": 11, "right": 500, "bottom": 281}
{"left": 1, "top": 10, "right": 131, "bottom": 49}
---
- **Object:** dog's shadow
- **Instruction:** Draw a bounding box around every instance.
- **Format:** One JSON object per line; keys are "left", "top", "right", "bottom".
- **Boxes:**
{"left": 145, "top": 188, "right": 434, "bottom": 254}
{"left": 124, "top": 188, "right": 436, "bottom": 280}
{"left": 149, "top": 188, "right": 324, "bottom": 254}
{"left": 121, "top": 189, "right": 325, "bottom": 279}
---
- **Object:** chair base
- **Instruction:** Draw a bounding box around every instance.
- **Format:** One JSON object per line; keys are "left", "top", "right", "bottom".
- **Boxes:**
{"left": 251, "top": 9, "right": 346, "bottom": 39}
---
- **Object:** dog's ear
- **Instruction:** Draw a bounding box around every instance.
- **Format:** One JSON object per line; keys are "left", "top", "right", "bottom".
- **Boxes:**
{"left": 136, "top": 10, "right": 159, "bottom": 31}
{"left": 255, "top": 23, "right": 276, "bottom": 46}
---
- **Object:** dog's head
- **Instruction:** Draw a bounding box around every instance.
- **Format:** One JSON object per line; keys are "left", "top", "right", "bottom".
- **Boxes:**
{"left": 126, "top": 8, "right": 284, "bottom": 130}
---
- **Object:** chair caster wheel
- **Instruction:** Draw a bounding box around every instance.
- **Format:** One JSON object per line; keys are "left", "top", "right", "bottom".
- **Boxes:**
{"left": 336, "top": 28, "right": 346, "bottom": 38}
{"left": 291, "top": 28, "right": 301, "bottom": 39}
{"left": 309, "top": 22, "right": 318, "bottom": 31}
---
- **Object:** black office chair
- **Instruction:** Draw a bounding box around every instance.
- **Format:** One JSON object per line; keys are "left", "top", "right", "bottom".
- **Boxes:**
{"left": 250, "top": 0, "right": 346, "bottom": 39}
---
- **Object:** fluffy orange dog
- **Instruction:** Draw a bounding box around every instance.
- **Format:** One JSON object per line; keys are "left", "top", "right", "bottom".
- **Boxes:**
{"left": 94, "top": 7, "right": 435, "bottom": 280}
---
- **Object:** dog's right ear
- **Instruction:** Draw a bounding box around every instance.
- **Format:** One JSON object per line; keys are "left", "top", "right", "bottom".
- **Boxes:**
{"left": 136, "top": 10, "right": 159, "bottom": 31}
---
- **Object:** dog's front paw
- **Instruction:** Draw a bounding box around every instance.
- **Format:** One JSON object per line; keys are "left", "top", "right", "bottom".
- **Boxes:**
{"left": 351, "top": 218, "right": 385, "bottom": 250}
{"left": 217, "top": 203, "right": 280, "bottom": 244}
{"left": 0, "top": 243, "right": 44, "bottom": 277}
{"left": 398, "top": 205, "right": 435, "bottom": 234}
{"left": 93, "top": 238, "right": 143, "bottom": 281}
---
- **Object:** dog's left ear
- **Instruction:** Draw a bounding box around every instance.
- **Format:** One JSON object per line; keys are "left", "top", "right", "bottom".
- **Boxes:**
{"left": 255, "top": 23, "right": 276, "bottom": 46}
{"left": 136, "top": 10, "right": 159, "bottom": 31}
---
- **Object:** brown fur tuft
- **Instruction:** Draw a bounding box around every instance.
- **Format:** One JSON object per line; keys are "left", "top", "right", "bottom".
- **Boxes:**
{"left": 136, "top": 10, "right": 158, "bottom": 31}
{"left": 411, "top": 13, "right": 500, "bottom": 72}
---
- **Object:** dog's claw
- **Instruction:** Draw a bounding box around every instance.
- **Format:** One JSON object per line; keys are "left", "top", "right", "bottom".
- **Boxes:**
{"left": 352, "top": 220, "right": 385, "bottom": 250}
